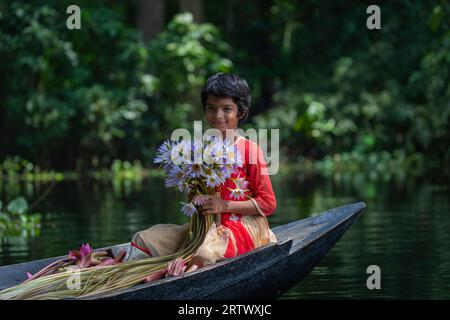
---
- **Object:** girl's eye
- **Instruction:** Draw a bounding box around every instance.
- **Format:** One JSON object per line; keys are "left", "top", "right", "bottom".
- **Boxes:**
{"left": 224, "top": 108, "right": 233, "bottom": 112}
{"left": 206, "top": 106, "right": 215, "bottom": 112}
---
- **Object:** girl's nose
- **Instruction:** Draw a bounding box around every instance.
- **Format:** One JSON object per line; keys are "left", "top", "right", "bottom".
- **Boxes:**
{"left": 216, "top": 109, "right": 225, "bottom": 120}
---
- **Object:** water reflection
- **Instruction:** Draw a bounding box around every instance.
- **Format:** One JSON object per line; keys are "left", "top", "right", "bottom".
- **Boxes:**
{"left": 276, "top": 171, "right": 450, "bottom": 299}
{"left": 0, "top": 170, "right": 449, "bottom": 299}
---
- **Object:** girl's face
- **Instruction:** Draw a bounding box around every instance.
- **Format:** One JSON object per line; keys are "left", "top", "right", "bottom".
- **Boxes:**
{"left": 204, "top": 95, "right": 242, "bottom": 136}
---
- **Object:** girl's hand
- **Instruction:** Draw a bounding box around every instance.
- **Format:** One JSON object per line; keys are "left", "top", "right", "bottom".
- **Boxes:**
{"left": 199, "top": 195, "right": 229, "bottom": 215}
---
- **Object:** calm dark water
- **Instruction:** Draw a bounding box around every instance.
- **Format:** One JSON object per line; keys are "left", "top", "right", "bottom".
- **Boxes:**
{"left": 1, "top": 169, "right": 449, "bottom": 299}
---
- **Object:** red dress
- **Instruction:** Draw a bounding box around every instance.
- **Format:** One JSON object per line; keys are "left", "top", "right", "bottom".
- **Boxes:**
{"left": 219, "top": 137, "right": 277, "bottom": 258}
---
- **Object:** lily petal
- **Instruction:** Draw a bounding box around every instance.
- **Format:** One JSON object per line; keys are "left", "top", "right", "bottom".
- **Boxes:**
{"left": 166, "top": 258, "right": 187, "bottom": 277}
{"left": 80, "top": 243, "right": 92, "bottom": 257}
{"left": 68, "top": 250, "right": 80, "bottom": 260}
{"left": 97, "top": 258, "right": 117, "bottom": 267}
{"left": 143, "top": 268, "right": 168, "bottom": 283}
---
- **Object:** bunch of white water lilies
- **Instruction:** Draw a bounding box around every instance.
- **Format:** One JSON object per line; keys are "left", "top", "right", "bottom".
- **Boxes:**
{"left": 155, "top": 135, "right": 250, "bottom": 217}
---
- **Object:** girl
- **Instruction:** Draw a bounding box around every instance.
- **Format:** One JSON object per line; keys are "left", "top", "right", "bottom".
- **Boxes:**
{"left": 128, "top": 73, "right": 277, "bottom": 275}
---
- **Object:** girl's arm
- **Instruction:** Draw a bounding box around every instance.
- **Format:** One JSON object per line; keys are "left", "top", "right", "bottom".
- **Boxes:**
{"left": 226, "top": 199, "right": 260, "bottom": 216}
{"left": 245, "top": 143, "right": 277, "bottom": 216}
{"left": 199, "top": 197, "right": 260, "bottom": 216}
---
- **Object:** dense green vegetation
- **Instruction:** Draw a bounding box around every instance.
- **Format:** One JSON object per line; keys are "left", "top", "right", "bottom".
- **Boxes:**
{"left": 1, "top": 1, "right": 448, "bottom": 178}
{"left": 0, "top": 197, "right": 41, "bottom": 237}
{"left": 0, "top": 1, "right": 231, "bottom": 171}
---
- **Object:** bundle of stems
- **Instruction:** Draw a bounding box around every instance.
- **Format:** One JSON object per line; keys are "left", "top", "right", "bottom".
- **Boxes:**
{"left": 0, "top": 213, "right": 214, "bottom": 300}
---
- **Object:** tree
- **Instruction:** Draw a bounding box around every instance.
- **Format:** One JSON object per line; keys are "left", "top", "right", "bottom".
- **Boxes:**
{"left": 137, "top": 0, "right": 165, "bottom": 41}
{"left": 180, "top": 0, "right": 203, "bottom": 23}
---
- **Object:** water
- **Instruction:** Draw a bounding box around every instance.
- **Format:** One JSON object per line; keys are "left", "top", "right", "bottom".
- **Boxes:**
{"left": 1, "top": 169, "right": 449, "bottom": 299}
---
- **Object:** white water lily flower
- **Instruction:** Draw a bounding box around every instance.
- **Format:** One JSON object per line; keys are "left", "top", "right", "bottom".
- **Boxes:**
{"left": 232, "top": 175, "right": 250, "bottom": 190}
{"left": 186, "top": 163, "right": 204, "bottom": 178}
{"left": 202, "top": 143, "right": 217, "bottom": 165}
{"left": 215, "top": 169, "right": 227, "bottom": 185}
{"left": 205, "top": 171, "right": 220, "bottom": 188}
{"left": 171, "top": 140, "right": 192, "bottom": 165}
{"left": 192, "top": 139, "right": 204, "bottom": 164}
{"left": 178, "top": 181, "right": 193, "bottom": 194}
{"left": 180, "top": 139, "right": 193, "bottom": 164}
{"left": 212, "top": 143, "right": 225, "bottom": 164}
{"left": 192, "top": 195, "right": 208, "bottom": 206}
{"left": 180, "top": 202, "right": 198, "bottom": 217}
{"left": 165, "top": 165, "right": 186, "bottom": 188}
{"left": 155, "top": 136, "right": 246, "bottom": 217}
{"left": 224, "top": 145, "right": 236, "bottom": 164}
{"left": 203, "top": 134, "right": 215, "bottom": 143}
{"left": 170, "top": 143, "right": 183, "bottom": 165}
{"left": 154, "top": 140, "right": 172, "bottom": 165}
{"left": 228, "top": 186, "right": 247, "bottom": 200}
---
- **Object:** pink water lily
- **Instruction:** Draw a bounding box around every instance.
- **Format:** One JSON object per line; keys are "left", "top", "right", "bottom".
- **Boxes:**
{"left": 143, "top": 268, "right": 168, "bottom": 283}
{"left": 97, "top": 250, "right": 126, "bottom": 267}
{"left": 23, "top": 258, "right": 74, "bottom": 283}
{"left": 80, "top": 243, "right": 92, "bottom": 257}
{"left": 97, "top": 258, "right": 117, "bottom": 266}
{"left": 23, "top": 243, "right": 127, "bottom": 283}
{"left": 76, "top": 243, "right": 93, "bottom": 268}
{"left": 68, "top": 250, "right": 81, "bottom": 260}
{"left": 67, "top": 243, "right": 92, "bottom": 266}
{"left": 166, "top": 257, "right": 187, "bottom": 277}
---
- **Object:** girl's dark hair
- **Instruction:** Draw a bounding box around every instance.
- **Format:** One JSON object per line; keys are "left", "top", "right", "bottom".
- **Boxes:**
{"left": 201, "top": 73, "right": 251, "bottom": 125}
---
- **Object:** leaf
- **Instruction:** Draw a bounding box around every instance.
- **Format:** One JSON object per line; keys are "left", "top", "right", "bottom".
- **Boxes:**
{"left": 6, "top": 197, "right": 29, "bottom": 215}
{"left": 0, "top": 211, "right": 10, "bottom": 221}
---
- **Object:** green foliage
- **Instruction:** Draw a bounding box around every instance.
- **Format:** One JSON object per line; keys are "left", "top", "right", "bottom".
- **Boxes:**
{"left": 111, "top": 159, "right": 144, "bottom": 181}
{"left": 315, "top": 150, "right": 426, "bottom": 177}
{"left": 0, "top": 1, "right": 447, "bottom": 176}
{"left": 0, "top": 197, "right": 42, "bottom": 238}
{"left": 252, "top": 0, "right": 449, "bottom": 173}
{"left": 6, "top": 197, "right": 28, "bottom": 215}
{"left": 0, "top": 156, "right": 64, "bottom": 181}
{"left": 0, "top": 3, "right": 231, "bottom": 170}
{"left": 0, "top": 1, "right": 149, "bottom": 168}
{"left": 137, "top": 12, "right": 233, "bottom": 158}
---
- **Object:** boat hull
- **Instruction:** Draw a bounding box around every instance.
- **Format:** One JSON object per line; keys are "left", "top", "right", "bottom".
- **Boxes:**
{"left": 0, "top": 202, "right": 365, "bottom": 299}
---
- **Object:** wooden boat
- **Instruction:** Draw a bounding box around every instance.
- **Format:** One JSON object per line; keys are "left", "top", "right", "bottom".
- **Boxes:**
{"left": 0, "top": 202, "right": 365, "bottom": 299}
